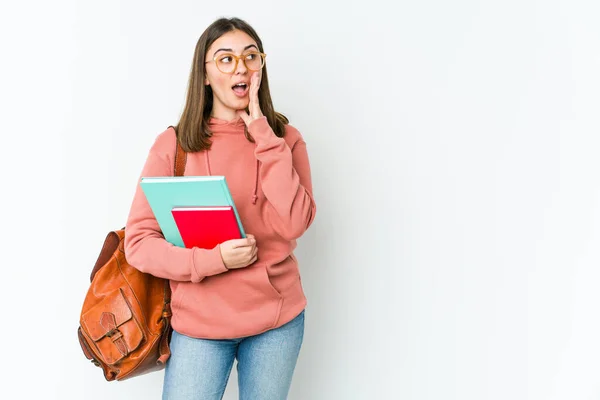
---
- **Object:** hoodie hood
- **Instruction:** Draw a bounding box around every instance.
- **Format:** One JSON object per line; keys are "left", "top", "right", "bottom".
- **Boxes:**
{"left": 208, "top": 115, "right": 246, "bottom": 129}
{"left": 206, "top": 116, "right": 259, "bottom": 205}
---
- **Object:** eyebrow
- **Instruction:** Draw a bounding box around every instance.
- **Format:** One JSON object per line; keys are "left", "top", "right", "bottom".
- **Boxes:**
{"left": 213, "top": 44, "right": 258, "bottom": 57}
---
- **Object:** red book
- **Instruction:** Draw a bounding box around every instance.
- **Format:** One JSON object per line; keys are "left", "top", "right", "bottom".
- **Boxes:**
{"left": 171, "top": 206, "right": 242, "bottom": 249}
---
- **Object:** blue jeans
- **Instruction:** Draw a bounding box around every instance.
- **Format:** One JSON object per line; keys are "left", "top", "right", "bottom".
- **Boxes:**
{"left": 162, "top": 309, "right": 305, "bottom": 400}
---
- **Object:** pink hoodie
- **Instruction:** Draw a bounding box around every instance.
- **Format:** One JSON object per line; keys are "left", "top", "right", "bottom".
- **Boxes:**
{"left": 124, "top": 116, "right": 316, "bottom": 339}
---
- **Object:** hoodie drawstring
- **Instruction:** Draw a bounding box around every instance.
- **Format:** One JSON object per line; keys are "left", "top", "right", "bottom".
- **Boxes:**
{"left": 204, "top": 150, "right": 212, "bottom": 176}
{"left": 205, "top": 150, "right": 259, "bottom": 206}
{"left": 252, "top": 160, "right": 259, "bottom": 205}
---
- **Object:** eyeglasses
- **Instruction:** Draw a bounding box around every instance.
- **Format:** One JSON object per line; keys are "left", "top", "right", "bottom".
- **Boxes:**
{"left": 206, "top": 51, "right": 267, "bottom": 74}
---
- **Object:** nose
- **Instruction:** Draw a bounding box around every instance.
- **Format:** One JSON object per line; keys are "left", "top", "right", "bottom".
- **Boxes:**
{"left": 234, "top": 57, "right": 248, "bottom": 74}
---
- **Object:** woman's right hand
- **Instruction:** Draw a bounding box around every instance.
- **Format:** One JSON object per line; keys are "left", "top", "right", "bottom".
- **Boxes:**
{"left": 219, "top": 234, "right": 258, "bottom": 270}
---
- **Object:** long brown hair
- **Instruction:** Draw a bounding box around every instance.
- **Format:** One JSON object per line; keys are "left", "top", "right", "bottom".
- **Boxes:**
{"left": 174, "top": 17, "right": 288, "bottom": 152}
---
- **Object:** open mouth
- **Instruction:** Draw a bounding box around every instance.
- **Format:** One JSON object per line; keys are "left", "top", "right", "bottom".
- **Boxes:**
{"left": 232, "top": 83, "right": 249, "bottom": 97}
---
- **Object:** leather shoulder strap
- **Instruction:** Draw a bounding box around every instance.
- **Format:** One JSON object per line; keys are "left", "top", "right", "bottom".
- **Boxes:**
{"left": 90, "top": 231, "right": 121, "bottom": 282}
{"left": 165, "top": 125, "right": 186, "bottom": 301}
{"left": 170, "top": 125, "right": 187, "bottom": 177}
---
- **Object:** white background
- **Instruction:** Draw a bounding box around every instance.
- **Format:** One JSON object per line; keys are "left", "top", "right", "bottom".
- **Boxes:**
{"left": 1, "top": 0, "right": 599, "bottom": 399}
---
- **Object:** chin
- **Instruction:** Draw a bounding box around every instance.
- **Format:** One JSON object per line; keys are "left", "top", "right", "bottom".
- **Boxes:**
{"left": 230, "top": 99, "right": 249, "bottom": 110}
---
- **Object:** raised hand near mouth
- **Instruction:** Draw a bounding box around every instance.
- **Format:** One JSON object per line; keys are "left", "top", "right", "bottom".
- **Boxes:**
{"left": 236, "top": 72, "right": 264, "bottom": 126}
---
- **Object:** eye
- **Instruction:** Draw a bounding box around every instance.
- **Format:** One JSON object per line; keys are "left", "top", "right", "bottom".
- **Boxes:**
{"left": 219, "top": 55, "right": 233, "bottom": 63}
{"left": 245, "top": 52, "right": 257, "bottom": 60}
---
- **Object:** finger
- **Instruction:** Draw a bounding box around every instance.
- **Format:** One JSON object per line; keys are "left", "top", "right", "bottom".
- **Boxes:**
{"left": 252, "top": 72, "right": 260, "bottom": 93}
{"left": 230, "top": 237, "right": 254, "bottom": 248}
{"left": 251, "top": 73, "right": 260, "bottom": 117}
{"left": 254, "top": 71, "right": 261, "bottom": 88}
{"left": 236, "top": 109, "right": 250, "bottom": 124}
{"left": 242, "top": 244, "right": 256, "bottom": 258}
{"left": 248, "top": 74, "right": 256, "bottom": 116}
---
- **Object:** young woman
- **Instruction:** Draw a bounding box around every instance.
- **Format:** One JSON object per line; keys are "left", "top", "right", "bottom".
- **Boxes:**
{"left": 124, "top": 17, "right": 317, "bottom": 400}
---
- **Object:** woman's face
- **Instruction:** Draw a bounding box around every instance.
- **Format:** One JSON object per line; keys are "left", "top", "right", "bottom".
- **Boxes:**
{"left": 205, "top": 30, "right": 262, "bottom": 120}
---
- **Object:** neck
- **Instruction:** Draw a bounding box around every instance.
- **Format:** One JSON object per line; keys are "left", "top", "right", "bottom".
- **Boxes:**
{"left": 210, "top": 104, "right": 240, "bottom": 122}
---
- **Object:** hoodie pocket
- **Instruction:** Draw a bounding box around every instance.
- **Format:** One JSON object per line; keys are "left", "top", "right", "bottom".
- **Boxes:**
{"left": 262, "top": 264, "right": 283, "bottom": 300}
{"left": 171, "top": 264, "right": 284, "bottom": 336}
{"left": 170, "top": 281, "right": 188, "bottom": 317}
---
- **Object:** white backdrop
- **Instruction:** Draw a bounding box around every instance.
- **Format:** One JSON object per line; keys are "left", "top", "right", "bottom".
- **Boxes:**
{"left": 1, "top": 0, "right": 599, "bottom": 399}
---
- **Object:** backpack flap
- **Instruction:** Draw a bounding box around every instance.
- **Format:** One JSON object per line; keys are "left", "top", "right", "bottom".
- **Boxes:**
{"left": 81, "top": 288, "right": 144, "bottom": 365}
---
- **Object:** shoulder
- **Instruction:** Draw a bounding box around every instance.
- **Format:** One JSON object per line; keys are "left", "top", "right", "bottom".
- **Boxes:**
{"left": 149, "top": 126, "right": 177, "bottom": 157}
{"left": 152, "top": 125, "right": 177, "bottom": 150}
{"left": 143, "top": 126, "right": 177, "bottom": 173}
{"left": 283, "top": 123, "right": 306, "bottom": 150}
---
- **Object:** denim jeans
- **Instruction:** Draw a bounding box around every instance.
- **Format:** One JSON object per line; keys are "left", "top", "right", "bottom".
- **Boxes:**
{"left": 162, "top": 309, "right": 305, "bottom": 400}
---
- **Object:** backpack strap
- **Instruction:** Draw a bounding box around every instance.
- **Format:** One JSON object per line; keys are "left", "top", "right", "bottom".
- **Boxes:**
{"left": 171, "top": 125, "right": 187, "bottom": 177}
{"left": 90, "top": 231, "right": 121, "bottom": 282}
{"left": 174, "top": 142, "right": 186, "bottom": 177}
{"left": 163, "top": 125, "right": 186, "bottom": 313}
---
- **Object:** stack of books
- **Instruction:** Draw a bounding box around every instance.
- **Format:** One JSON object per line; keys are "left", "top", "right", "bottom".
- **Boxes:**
{"left": 140, "top": 176, "right": 245, "bottom": 249}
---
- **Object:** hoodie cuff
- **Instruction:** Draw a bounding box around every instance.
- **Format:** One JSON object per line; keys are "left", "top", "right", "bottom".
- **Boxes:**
{"left": 190, "top": 244, "right": 229, "bottom": 283}
{"left": 248, "top": 116, "right": 278, "bottom": 143}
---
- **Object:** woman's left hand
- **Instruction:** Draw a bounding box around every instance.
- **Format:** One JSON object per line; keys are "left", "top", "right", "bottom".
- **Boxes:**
{"left": 236, "top": 72, "right": 264, "bottom": 126}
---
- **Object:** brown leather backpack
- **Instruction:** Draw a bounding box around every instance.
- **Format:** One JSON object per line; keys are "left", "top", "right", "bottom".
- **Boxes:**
{"left": 77, "top": 132, "right": 187, "bottom": 381}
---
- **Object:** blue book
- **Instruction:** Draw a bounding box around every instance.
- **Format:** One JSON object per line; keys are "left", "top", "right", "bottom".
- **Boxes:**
{"left": 140, "top": 175, "right": 246, "bottom": 247}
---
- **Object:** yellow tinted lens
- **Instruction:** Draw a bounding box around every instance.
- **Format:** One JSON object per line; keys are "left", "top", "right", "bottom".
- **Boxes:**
{"left": 216, "top": 54, "right": 235, "bottom": 73}
{"left": 244, "top": 52, "right": 263, "bottom": 70}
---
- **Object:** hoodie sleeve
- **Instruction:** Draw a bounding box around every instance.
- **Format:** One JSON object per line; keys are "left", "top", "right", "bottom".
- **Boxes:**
{"left": 249, "top": 117, "right": 317, "bottom": 241}
{"left": 124, "top": 131, "right": 229, "bottom": 282}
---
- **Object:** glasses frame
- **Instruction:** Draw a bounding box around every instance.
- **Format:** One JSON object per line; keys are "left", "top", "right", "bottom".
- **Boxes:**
{"left": 205, "top": 51, "right": 267, "bottom": 74}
